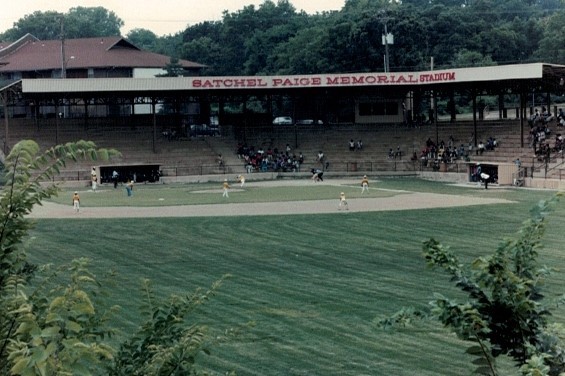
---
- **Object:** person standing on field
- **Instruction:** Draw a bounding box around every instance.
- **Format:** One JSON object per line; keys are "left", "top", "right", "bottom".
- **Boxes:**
{"left": 361, "top": 175, "right": 369, "bottom": 194}
{"left": 126, "top": 180, "right": 134, "bottom": 196}
{"left": 223, "top": 179, "right": 230, "bottom": 198}
{"left": 338, "top": 192, "right": 348, "bottom": 210}
{"left": 72, "top": 191, "right": 80, "bottom": 212}
{"left": 91, "top": 167, "right": 97, "bottom": 192}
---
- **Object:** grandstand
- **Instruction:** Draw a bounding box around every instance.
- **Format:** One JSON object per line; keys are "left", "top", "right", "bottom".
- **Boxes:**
{"left": 9, "top": 114, "right": 564, "bottom": 187}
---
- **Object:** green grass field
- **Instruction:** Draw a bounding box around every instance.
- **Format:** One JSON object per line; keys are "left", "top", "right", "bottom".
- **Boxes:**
{"left": 26, "top": 178, "right": 565, "bottom": 375}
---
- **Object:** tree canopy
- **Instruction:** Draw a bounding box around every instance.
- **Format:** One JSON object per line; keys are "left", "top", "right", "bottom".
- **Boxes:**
{"left": 2, "top": 0, "right": 565, "bottom": 74}
{"left": 1, "top": 7, "right": 123, "bottom": 41}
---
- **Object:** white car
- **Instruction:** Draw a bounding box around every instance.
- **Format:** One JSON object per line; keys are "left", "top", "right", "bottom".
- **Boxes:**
{"left": 272, "top": 116, "right": 293, "bottom": 125}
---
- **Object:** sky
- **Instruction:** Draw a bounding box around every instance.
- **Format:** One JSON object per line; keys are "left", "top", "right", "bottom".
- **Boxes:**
{"left": 2, "top": 1, "right": 346, "bottom": 36}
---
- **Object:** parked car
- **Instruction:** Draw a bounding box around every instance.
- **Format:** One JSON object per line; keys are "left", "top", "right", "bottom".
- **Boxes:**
{"left": 189, "top": 124, "right": 220, "bottom": 137}
{"left": 272, "top": 116, "right": 293, "bottom": 125}
{"left": 296, "top": 119, "right": 324, "bottom": 125}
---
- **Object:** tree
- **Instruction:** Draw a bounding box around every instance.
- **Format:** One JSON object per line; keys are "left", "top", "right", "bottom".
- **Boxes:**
{"left": 0, "top": 7, "right": 123, "bottom": 42}
{"left": 378, "top": 195, "right": 565, "bottom": 375}
{"left": 63, "top": 7, "right": 124, "bottom": 38}
{"left": 0, "top": 140, "right": 236, "bottom": 375}
{"left": 0, "top": 11, "right": 64, "bottom": 41}
{"left": 0, "top": 140, "right": 118, "bottom": 374}
{"left": 126, "top": 28, "right": 159, "bottom": 51}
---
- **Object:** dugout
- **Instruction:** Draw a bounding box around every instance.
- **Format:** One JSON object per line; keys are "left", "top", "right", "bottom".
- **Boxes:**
{"left": 467, "top": 162, "right": 517, "bottom": 186}
{"left": 99, "top": 164, "right": 161, "bottom": 184}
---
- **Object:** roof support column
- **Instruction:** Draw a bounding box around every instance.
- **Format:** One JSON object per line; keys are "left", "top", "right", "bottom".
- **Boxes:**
{"left": 520, "top": 91, "right": 525, "bottom": 148}
{"left": 55, "top": 102, "right": 60, "bottom": 145}
{"left": 1, "top": 91, "right": 9, "bottom": 155}
{"left": 152, "top": 98, "right": 157, "bottom": 154}
{"left": 83, "top": 99, "right": 89, "bottom": 133}
{"left": 472, "top": 93, "right": 477, "bottom": 147}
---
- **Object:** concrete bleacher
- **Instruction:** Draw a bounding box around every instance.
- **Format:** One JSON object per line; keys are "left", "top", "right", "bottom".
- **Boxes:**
{"left": 4, "top": 116, "right": 552, "bottom": 182}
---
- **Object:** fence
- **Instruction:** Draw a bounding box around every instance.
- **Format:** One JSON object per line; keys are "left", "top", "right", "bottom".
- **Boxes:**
{"left": 47, "top": 159, "right": 473, "bottom": 183}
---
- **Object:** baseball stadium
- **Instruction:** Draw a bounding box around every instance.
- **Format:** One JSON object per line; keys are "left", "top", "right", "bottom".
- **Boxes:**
{"left": 2, "top": 34, "right": 565, "bottom": 375}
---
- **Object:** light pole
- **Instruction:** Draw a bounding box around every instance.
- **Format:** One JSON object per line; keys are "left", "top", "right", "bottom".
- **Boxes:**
{"left": 378, "top": 11, "right": 393, "bottom": 73}
{"left": 383, "top": 22, "right": 390, "bottom": 73}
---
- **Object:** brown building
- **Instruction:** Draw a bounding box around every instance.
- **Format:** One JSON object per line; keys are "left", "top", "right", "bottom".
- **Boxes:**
{"left": 0, "top": 33, "right": 204, "bottom": 80}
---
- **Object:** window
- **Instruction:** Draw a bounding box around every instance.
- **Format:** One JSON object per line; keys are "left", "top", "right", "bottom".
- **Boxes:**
{"left": 359, "top": 102, "right": 399, "bottom": 116}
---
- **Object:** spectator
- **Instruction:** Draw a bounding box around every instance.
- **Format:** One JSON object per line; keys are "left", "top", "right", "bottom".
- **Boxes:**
{"left": 349, "top": 139, "right": 355, "bottom": 151}
{"left": 477, "top": 141, "right": 486, "bottom": 155}
{"left": 395, "top": 146, "right": 402, "bottom": 159}
{"left": 356, "top": 140, "right": 363, "bottom": 151}
{"left": 514, "top": 158, "right": 521, "bottom": 168}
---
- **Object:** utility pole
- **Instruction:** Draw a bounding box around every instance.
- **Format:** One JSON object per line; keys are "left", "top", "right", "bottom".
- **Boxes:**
{"left": 383, "top": 21, "right": 390, "bottom": 73}
{"left": 378, "top": 11, "right": 393, "bottom": 73}
{"left": 60, "top": 16, "right": 66, "bottom": 79}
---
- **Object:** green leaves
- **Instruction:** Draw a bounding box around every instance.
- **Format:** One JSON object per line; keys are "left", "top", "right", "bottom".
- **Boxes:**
{"left": 380, "top": 195, "right": 565, "bottom": 376}
{"left": 0, "top": 140, "right": 119, "bottom": 375}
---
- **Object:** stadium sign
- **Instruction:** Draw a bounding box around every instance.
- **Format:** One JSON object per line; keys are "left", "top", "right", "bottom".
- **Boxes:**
{"left": 192, "top": 72, "right": 456, "bottom": 89}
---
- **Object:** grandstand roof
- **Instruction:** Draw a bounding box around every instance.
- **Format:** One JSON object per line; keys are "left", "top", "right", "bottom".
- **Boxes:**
{"left": 0, "top": 33, "right": 205, "bottom": 73}
{"left": 19, "top": 63, "right": 565, "bottom": 97}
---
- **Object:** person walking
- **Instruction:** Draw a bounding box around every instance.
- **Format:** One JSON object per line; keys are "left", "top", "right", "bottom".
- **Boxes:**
{"left": 361, "top": 175, "right": 369, "bottom": 194}
{"left": 72, "top": 191, "right": 80, "bottom": 213}
{"left": 223, "top": 179, "right": 230, "bottom": 198}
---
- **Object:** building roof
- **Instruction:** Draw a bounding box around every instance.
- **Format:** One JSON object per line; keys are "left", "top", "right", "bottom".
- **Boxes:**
{"left": 19, "top": 63, "right": 565, "bottom": 96}
{"left": 0, "top": 33, "right": 205, "bottom": 73}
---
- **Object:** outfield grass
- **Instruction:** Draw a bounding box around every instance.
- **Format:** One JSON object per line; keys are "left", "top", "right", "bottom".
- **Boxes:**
{"left": 27, "top": 178, "right": 564, "bottom": 375}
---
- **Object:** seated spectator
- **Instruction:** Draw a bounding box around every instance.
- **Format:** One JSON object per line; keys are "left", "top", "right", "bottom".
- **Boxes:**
{"left": 395, "top": 146, "right": 402, "bottom": 159}
{"left": 514, "top": 158, "right": 521, "bottom": 168}
{"left": 448, "top": 135, "right": 455, "bottom": 148}
{"left": 558, "top": 108, "right": 565, "bottom": 127}
{"left": 554, "top": 134, "right": 564, "bottom": 153}
{"left": 356, "top": 140, "right": 363, "bottom": 151}
{"left": 477, "top": 141, "right": 486, "bottom": 155}
{"left": 349, "top": 139, "right": 355, "bottom": 151}
{"left": 388, "top": 148, "right": 394, "bottom": 159}
{"left": 542, "top": 107, "right": 554, "bottom": 124}
{"left": 485, "top": 137, "right": 495, "bottom": 151}
{"left": 458, "top": 144, "right": 466, "bottom": 158}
